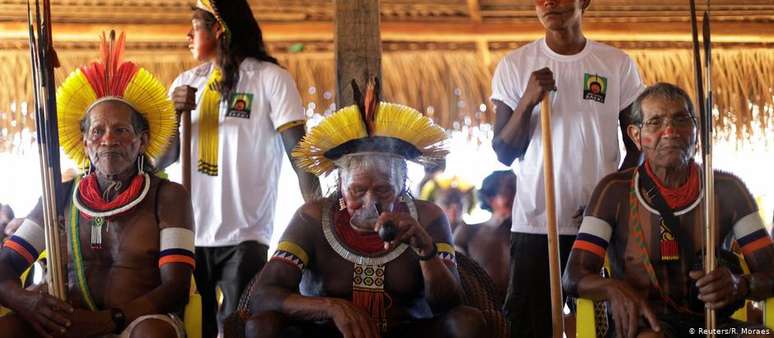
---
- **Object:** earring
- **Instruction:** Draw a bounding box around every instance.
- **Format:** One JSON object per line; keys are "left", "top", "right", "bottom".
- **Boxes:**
{"left": 85, "top": 161, "right": 92, "bottom": 176}
{"left": 339, "top": 197, "right": 346, "bottom": 210}
{"left": 137, "top": 156, "right": 145, "bottom": 174}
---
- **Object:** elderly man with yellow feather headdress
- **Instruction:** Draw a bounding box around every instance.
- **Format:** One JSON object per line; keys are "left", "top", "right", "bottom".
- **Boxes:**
{"left": 0, "top": 32, "right": 194, "bottom": 338}
{"left": 244, "top": 84, "right": 485, "bottom": 338}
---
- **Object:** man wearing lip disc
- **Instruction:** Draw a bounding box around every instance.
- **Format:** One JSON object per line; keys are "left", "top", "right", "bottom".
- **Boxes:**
{"left": 563, "top": 83, "right": 774, "bottom": 337}
{"left": 245, "top": 84, "right": 485, "bottom": 338}
{"left": 0, "top": 32, "right": 193, "bottom": 338}
{"left": 490, "top": 0, "right": 645, "bottom": 336}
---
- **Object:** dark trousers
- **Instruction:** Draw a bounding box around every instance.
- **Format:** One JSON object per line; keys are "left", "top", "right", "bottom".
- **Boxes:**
{"left": 195, "top": 240, "right": 268, "bottom": 338}
{"left": 504, "top": 232, "right": 576, "bottom": 338}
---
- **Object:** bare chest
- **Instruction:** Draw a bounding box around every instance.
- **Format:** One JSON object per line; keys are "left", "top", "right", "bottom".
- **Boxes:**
{"left": 66, "top": 201, "right": 160, "bottom": 268}
{"left": 305, "top": 241, "right": 424, "bottom": 302}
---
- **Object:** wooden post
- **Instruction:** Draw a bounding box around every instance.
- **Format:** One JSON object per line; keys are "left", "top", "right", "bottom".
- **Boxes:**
{"left": 334, "top": 0, "right": 381, "bottom": 108}
{"left": 540, "top": 95, "right": 565, "bottom": 338}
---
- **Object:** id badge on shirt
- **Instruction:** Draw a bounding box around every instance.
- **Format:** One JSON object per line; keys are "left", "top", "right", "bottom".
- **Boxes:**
{"left": 226, "top": 92, "right": 253, "bottom": 119}
{"left": 582, "top": 73, "right": 607, "bottom": 104}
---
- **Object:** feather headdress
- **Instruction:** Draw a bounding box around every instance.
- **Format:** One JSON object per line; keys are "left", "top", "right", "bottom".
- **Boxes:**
{"left": 56, "top": 31, "right": 176, "bottom": 168}
{"left": 293, "top": 79, "right": 448, "bottom": 176}
{"left": 195, "top": 0, "right": 230, "bottom": 42}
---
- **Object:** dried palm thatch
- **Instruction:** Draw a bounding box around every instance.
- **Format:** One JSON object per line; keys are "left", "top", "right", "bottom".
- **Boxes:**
{"left": 1, "top": 47, "right": 772, "bottom": 152}
{"left": 0, "top": 50, "right": 200, "bottom": 152}
{"left": 626, "top": 48, "right": 774, "bottom": 143}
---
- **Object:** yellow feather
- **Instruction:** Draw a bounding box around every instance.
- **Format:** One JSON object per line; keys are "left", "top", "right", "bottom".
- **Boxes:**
{"left": 123, "top": 68, "right": 177, "bottom": 163}
{"left": 56, "top": 69, "right": 97, "bottom": 168}
{"left": 57, "top": 66, "right": 176, "bottom": 167}
{"left": 292, "top": 105, "right": 367, "bottom": 176}
{"left": 293, "top": 102, "right": 448, "bottom": 176}
{"left": 373, "top": 102, "right": 449, "bottom": 160}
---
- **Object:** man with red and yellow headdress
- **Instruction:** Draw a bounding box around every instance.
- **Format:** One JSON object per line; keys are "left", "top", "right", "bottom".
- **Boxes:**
{"left": 0, "top": 32, "right": 194, "bottom": 338}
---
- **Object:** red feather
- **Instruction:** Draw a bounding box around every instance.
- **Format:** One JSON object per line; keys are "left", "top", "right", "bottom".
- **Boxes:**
{"left": 81, "top": 30, "right": 138, "bottom": 99}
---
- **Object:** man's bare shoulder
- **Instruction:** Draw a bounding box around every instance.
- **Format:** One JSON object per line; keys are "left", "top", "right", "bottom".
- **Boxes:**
{"left": 585, "top": 169, "right": 633, "bottom": 218}
{"left": 155, "top": 178, "right": 189, "bottom": 206}
{"left": 281, "top": 199, "right": 328, "bottom": 246}
{"left": 297, "top": 198, "right": 327, "bottom": 221}
{"left": 288, "top": 199, "right": 328, "bottom": 234}
{"left": 413, "top": 199, "right": 446, "bottom": 226}
{"left": 154, "top": 177, "right": 193, "bottom": 231}
{"left": 595, "top": 168, "right": 634, "bottom": 195}
{"left": 714, "top": 170, "right": 751, "bottom": 196}
{"left": 452, "top": 222, "right": 481, "bottom": 246}
{"left": 714, "top": 170, "right": 757, "bottom": 213}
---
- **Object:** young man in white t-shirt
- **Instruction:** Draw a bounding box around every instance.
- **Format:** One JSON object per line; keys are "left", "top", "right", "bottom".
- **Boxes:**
{"left": 490, "top": 0, "right": 644, "bottom": 336}
{"left": 162, "top": 1, "right": 320, "bottom": 337}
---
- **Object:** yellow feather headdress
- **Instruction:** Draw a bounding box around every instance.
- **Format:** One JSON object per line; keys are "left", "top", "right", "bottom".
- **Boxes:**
{"left": 292, "top": 81, "right": 448, "bottom": 176}
{"left": 195, "top": 0, "right": 231, "bottom": 42}
{"left": 56, "top": 31, "right": 176, "bottom": 168}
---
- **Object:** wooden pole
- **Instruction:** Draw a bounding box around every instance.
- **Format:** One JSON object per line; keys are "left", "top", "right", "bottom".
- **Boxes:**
{"left": 702, "top": 7, "right": 717, "bottom": 334}
{"left": 703, "top": 146, "right": 716, "bottom": 333}
{"left": 690, "top": 0, "right": 715, "bottom": 334}
{"left": 334, "top": 0, "right": 381, "bottom": 108}
{"left": 181, "top": 110, "right": 191, "bottom": 192}
{"left": 540, "top": 94, "right": 564, "bottom": 338}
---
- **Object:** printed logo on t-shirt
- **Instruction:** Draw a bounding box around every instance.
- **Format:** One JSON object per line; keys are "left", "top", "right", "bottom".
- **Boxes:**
{"left": 582, "top": 73, "right": 607, "bottom": 103}
{"left": 226, "top": 92, "right": 253, "bottom": 119}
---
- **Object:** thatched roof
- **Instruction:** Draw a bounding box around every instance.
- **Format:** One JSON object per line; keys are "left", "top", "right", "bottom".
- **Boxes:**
{"left": 0, "top": 0, "right": 772, "bottom": 151}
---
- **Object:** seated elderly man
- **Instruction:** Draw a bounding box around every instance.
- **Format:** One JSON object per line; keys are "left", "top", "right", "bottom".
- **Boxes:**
{"left": 0, "top": 32, "right": 193, "bottom": 338}
{"left": 246, "top": 84, "right": 484, "bottom": 338}
{"left": 563, "top": 83, "right": 774, "bottom": 338}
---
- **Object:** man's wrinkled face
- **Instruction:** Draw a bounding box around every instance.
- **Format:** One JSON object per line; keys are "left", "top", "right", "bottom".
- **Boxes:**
{"left": 341, "top": 167, "right": 400, "bottom": 230}
{"left": 83, "top": 101, "right": 148, "bottom": 177}
{"left": 534, "top": 0, "right": 586, "bottom": 31}
{"left": 629, "top": 96, "right": 697, "bottom": 169}
{"left": 188, "top": 10, "right": 219, "bottom": 62}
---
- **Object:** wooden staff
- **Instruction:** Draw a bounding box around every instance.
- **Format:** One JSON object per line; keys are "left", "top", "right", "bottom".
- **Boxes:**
{"left": 690, "top": 0, "right": 716, "bottom": 334}
{"left": 540, "top": 94, "right": 564, "bottom": 338}
{"left": 181, "top": 110, "right": 192, "bottom": 192}
{"left": 27, "top": 0, "right": 66, "bottom": 300}
{"left": 702, "top": 6, "right": 717, "bottom": 334}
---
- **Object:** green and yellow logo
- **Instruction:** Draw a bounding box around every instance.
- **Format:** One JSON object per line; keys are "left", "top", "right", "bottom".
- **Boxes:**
{"left": 583, "top": 73, "right": 607, "bottom": 103}
{"left": 226, "top": 92, "right": 254, "bottom": 119}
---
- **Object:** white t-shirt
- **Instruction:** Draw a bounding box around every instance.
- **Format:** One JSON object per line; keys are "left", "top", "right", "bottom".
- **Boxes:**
{"left": 170, "top": 58, "right": 305, "bottom": 246}
{"left": 491, "top": 38, "right": 644, "bottom": 235}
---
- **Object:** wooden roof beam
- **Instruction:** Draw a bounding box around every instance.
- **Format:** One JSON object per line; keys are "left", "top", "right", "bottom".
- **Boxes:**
{"left": 467, "top": 0, "right": 482, "bottom": 23}
{"left": 0, "top": 21, "right": 771, "bottom": 43}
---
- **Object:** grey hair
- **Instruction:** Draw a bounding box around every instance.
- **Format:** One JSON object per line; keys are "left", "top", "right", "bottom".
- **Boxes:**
{"left": 630, "top": 82, "right": 696, "bottom": 125}
{"left": 336, "top": 153, "right": 408, "bottom": 196}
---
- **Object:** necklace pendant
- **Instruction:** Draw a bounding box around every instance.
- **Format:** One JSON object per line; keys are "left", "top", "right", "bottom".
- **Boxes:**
{"left": 659, "top": 218, "right": 679, "bottom": 261}
{"left": 91, "top": 217, "right": 104, "bottom": 249}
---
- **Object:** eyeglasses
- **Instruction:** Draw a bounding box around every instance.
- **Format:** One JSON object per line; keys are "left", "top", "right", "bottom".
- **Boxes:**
{"left": 639, "top": 114, "right": 696, "bottom": 132}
